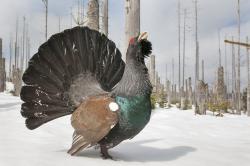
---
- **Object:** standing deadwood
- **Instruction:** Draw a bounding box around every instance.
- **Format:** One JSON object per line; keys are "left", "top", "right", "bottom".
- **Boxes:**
{"left": 236, "top": 0, "right": 241, "bottom": 114}
{"left": 181, "top": 79, "right": 189, "bottom": 110}
{"left": 17, "top": 37, "right": 21, "bottom": 69}
{"left": 25, "top": 37, "right": 28, "bottom": 69}
{"left": 25, "top": 24, "right": 30, "bottom": 70}
{"left": 188, "top": 77, "right": 193, "bottom": 105}
{"left": 70, "top": 7, "right": 73, "bottom": 28}
{"left": 166, "top": 64, "right": 168, "bottom": 86}
{"left": 165, "top": 64, "right": 172, "bottom": 106}
{"left": 181, "top": 8, "right": 187, "bottom": 110}
{"left": 165, "top": 64, "right": 168, "bottom": 95}
{"left": 185, "top": 79, "right": 188, "bottom": 96}
{"left": 217, "top": 66, "right": 226, "bottom": 102}
{"left": 42, "top": 0, "right": 48, "bottom": 41}
{"left": 225, "top": 38, "right": 250, "bottom": 114}
{"left": 12, "top": 17, "right": 23, "bottom": 96}
{"left": 58, "top": 16, "right": 61, "bottom": 32}
{"left": 103, "top": 0, "right": 108, "bottom": 36}
{"left": 246, "top": 37, "right": 250, "bottom": 116}
{"left": 25, "top": 24, "right": 28, "bottom": 69}
{"left": 225, "top": 36, "right": 228, "bottom": 98}
{"left": 150, "top": 55, "right": 156, "bottom": 90}
{"left": 196, "top": 80, "right": 208, "bottom": 115}
{"left": 171, "top": 85, "right": 174, "bottom": 104}
{"left": 172, "top": 58, "right": 175, "bottom": 87}
{"left": 216, "top": 30, "right": 226, "bottom": 107}
{"left": 20, "top": 36, "right": 23, "bottom": 70}
{"left": 218, "top": 30, "right": 222, "bottom": 67}
{"left": 0, "top": 38, "right": 2, "bottom": 65}
{"left": 155, "top": 71, "right": 159, "bottom": 93}
{"left": 80, "top": 0, "right": 84, "bottom": 24}
{"left": 202, "top": 60, "right": 204, "bottom": 82}
{"left": 20, "top": 16, "right": 26, "bottom": 72}
{"left": 86, "top": 0, "right": 99, "bottom": 31}
{"left": 0, "top": 38, "right": 6, "bottom": 92}
{"left": 194, "top": 0, "right": 200, "bottom": 111}
{"left": 195, "top": 0, "right": 199, "bottom": 83}
{"left": 12, "top": 68, "right": 22, "bottom": 96}
{"left": 0, "top": 59, "right": 6, "bottom": 92}
{"left": 182, "top": 8, "right": 187, "bottom": 90}
{"left": 167, "top": 80, "right": 172, "bottom": 106}
{"left": 124, "top": 0, "right": 140, "bottom": 60}
{"left": 174, "top": 84, "right": 177, "bottom": 103}
{"left": 232, "top": 37, "right": 237, "bottom": 111}
{"left": 72, "top": 0, "right": 85, "bottom": 26}
{"left": 9, "top": 36, "right": 13, "bottom": 80}
{"left": 178, "top": 0, "right": 181, "bottom": 92}
{"left": 15, "top": 17, "right": 18, "bottom": 69}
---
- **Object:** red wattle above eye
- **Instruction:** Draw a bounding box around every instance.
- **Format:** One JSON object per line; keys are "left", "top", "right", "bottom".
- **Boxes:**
{"left": 129, "top": 38, "right": 135, "bottom": 44}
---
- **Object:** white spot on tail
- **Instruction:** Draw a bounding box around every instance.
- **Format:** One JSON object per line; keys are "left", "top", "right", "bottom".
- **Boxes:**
{"left": 109, "top": 102, "right": 119, "bottom": 112}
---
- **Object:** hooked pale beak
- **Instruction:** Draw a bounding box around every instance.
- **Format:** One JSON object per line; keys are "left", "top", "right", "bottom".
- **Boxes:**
{"left": 138, "top": 32, "right": 148, "bottom": 41}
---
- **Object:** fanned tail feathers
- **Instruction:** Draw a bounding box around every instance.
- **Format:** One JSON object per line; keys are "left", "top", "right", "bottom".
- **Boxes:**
{"left": 21, "top": 27, "right": 125, "bottom": 129}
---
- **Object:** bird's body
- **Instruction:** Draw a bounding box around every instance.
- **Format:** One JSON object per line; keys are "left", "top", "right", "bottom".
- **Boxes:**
{"left": 100, "top": 95, "right": 151, "bottom": 147}
{"left": 20, "top": 27, "right": 152, "bottom": 159}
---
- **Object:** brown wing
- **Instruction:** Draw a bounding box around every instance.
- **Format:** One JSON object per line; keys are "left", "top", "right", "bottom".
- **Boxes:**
{"left": 68, "top": 95, "right": 118, "bottom": 155}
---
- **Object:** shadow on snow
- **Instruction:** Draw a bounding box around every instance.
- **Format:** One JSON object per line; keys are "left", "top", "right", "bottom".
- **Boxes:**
{"left": 70, "top": 139, "right": 196, "bottom": 162}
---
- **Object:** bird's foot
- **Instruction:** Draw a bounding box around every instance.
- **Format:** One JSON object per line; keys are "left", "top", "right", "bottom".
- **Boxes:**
{"left": 101, "top": 153, "right": 113, "bottom": 160}
{"left": 100, "top": 144, "right": 113, "bottom": 160}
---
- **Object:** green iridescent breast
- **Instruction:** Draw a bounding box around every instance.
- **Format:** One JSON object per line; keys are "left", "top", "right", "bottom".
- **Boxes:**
{"left": 115, "top": 95, "right": 151, "bottom": 131}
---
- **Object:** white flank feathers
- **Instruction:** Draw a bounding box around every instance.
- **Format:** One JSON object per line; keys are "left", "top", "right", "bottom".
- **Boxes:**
{"left": 109, "top": 102, "right": 119, "bottom": 112}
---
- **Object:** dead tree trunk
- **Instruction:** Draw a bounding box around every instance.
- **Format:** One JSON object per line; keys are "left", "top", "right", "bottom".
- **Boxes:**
{"left": 86, "top": 0, "right": 99, "bottom": 31}
{"left": 236, "top": 0, "right": 241, "bottom": 114}
{"left": 182, "top": 8, "right": 187, "bottom": 90}
{"left": 9, "top": 36, "right": 13, "bottom": 81}
{"left": 0, "top": 38, "right": 6, "bottom": 92}
{"left": 103, "top": 0, "right": 109, "bottom": 36}
{"left": 231, "top": 37, "right": 236, "bottom": 112}
{"left": 194, "top": 0, "right": 200, "bottom": 112}
{"left": 247, "top": 37, "right": 250, "bottom": 116}
{"left": 202, "top": 60, "right": 204, "bottom": 82}
{"left": 178, "top": 0, "right": 181, "bottom": 92}
{"left": 225, "top": 36, "right": 228, "bottom": 99}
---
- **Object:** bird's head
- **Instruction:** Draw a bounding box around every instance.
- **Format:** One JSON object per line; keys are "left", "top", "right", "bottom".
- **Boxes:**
{"left": 126, "top": 32, "right": 152, "bottom": 64}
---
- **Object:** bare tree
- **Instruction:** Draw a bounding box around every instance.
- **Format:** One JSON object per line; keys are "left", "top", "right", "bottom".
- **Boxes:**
{"left": 194, "top": 0, "right": 199, "bottom": 110}
{"left": 58, "top": 16, "right": 61, "bottom": 32}
{"left": 42, "top": 0, "right": 48, "bottom": 41}
{"left": 218, "top": 30, "right": 222, "bottom": 67}
{"left": 21, "top": 16, "right": 26, "bottom": 72}
{"left": 9, "top": 36, "right": 13, "bottom": 80}
{"left": 225, "top": 35, "right": 229, "bottom": 98}
{"left": 103, "top": 0, "right": 108, "bottom": 36}
{"left": 182, "top": 8, "right": 187, "bottom": 90}
{"left": 14, "top": 17, "right": 18, "bottom": 69}
{"left": 247, "top": 37, "right": 250, "bottom": 116}
{"left": 202, "top": 60, "right": 204, "bottom": 82}
{"left": 178, "top": 0, "right": 181, "bottom": 92}
{"left": 236, "top": 0, "right": 241, "bottom": 114}
{"left": 72, "top": 0, "right": 86, "bottom": 26}
{"left": 232, "top": 37, "right": 236, "bottom": 111}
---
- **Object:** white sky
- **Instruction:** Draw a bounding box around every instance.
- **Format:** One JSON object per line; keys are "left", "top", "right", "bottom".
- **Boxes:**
{"left": 0, "top": 0, "right": 249, "bottom": 90}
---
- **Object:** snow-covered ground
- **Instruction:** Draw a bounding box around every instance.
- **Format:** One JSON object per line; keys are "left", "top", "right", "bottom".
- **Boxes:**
{"left": 0, "top": 93, "right": 250, "bottom": 166}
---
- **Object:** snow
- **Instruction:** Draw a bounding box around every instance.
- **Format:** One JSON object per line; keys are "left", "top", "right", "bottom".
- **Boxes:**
{"left": 4, "top": 82, "right": 14, "bottom": 93}
{"left": 0, "top": 93, "right": 250, "bottom": 166}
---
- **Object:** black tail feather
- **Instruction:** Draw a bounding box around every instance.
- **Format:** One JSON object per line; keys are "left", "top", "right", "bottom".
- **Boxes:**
{"left": 25, "top": 112, "right": 72, "bottom": 130}
{"left": 21, "top": 27, "right": 125, "bottom": 129}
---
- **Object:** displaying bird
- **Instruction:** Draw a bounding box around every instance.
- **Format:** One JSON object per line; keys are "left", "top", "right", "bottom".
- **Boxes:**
{"left": 20, "top": 26, "right": 152, "bottom": 159}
